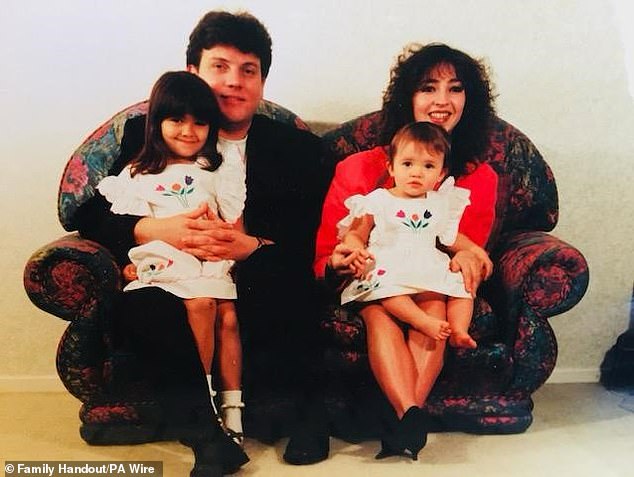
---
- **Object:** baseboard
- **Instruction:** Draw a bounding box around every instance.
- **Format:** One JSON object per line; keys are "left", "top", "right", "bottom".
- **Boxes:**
{"left": 0, "top": 375, "right": 66, "bottom": 393}
{"left": 546, "top": 367, "right": 600, "bottom": 384}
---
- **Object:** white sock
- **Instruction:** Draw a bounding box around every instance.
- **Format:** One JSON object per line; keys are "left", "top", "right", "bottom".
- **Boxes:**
{"left": 220, "top": 390, "right": 244, "bottom": 438}
{"left": 206, "top": 375, "right": 219, "bottom": 416}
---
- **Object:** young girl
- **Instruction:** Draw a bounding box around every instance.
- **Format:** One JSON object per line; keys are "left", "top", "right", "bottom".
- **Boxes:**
{"left": 338, "top": 121, "right": 477, "bottom": 350}
{"left": 97, "top": 71, "right": 245, "bottom": 444}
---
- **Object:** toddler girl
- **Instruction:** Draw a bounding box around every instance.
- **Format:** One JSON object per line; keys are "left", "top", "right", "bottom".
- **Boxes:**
{"left": 338, "top": 121, "right": 477, "bottom": 349}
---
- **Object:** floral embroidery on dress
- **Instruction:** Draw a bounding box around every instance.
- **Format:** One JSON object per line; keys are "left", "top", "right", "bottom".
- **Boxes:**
{"left": 138, "top": 259, "right": 174, "bottom": 281}
{"left": 355, "top": 268, "right": 386, "bottom": 293}
{"left": 397, "top": 209, "right": 432, "bottom": 230}
{"left": 156, "top": 175, "right": 195, "bottom": 208}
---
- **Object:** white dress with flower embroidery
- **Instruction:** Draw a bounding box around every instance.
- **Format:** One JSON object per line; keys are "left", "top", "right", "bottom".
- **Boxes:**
{"left": 97, "top": 155, "right": 246, "bottom": 299}
{"left": 338, "top": 178, "right": 472, "bottom": 305}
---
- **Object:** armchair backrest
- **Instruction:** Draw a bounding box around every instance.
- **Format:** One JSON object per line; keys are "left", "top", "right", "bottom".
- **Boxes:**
{"left": 58, "top": 100, "right": 309, "bottom": 231}
{"left": 321, "top": 112, "right": 559, "bottom": 249}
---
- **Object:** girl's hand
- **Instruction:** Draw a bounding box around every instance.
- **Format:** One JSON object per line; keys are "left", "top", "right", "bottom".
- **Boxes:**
{"left": 329, "top": 243, "right": 373, "bottom": 277}
{"left": 350, "top": 249, "right": 373, "bottom": 279}
{"left": 122, "top": 263, "right": 138, "bottom": 282}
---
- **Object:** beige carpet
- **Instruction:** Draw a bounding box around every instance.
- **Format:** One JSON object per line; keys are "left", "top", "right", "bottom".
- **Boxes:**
{"left": 1, "top": 383, "right": 632, "bottom": 477}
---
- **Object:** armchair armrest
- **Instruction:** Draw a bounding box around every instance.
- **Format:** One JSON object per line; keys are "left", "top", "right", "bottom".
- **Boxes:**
{"left": 24, "top": 234, "right": 122, "bottom": 322}
{"left": 484, "top": 231, "right": 589, "bottom": 395}
{"left": 490, "top": 231, "right": 589, "bottom": 319}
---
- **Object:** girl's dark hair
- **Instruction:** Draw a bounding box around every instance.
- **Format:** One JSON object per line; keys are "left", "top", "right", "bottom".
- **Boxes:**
{"left": 130, "top": 71, "right": 223, "bottom": 176}
{"left": 186, "top": 10, "right": 272, "bottom": 79}
{"left": 389, "top": 121, "right": 452, "bottom": 170}
{"left": 381, "top": 43, "right": 496, "bottom": 177}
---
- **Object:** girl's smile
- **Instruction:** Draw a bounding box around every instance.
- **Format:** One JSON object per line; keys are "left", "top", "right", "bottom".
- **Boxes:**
{"left": 161, "top": 114, "right": 210, "bottom": 160}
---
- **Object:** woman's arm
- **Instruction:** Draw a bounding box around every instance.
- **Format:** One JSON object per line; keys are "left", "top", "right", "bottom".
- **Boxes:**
{"left": 450, "top": 163, "right": 498, "bottom": 295}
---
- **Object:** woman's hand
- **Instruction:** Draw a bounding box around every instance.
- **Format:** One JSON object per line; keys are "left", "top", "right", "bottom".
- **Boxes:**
{"left": 449, "top": 248, "right": 493, "bottom": 296}
{"left": 329, "top": 243, "right": 373, "bottom": 278}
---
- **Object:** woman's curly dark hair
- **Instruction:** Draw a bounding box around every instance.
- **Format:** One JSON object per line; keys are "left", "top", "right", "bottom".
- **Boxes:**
{"left": 381, "top": 43, "right": 496, "bottom": 176}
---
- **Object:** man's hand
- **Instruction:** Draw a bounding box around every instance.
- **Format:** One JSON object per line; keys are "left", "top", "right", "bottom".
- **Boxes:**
{"left": 449, "top": 248, "right": 493, "bottom": 296}
{"left": 134, "top": 202, "right": 214, "bottom": 248}
{"left": 181, "top": 210, "right": 259, "bottom": 262}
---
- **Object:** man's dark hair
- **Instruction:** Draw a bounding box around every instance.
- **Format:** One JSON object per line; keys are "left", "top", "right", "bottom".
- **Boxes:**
{"left": 186, "top": 10, "right": 273, "bottom": 78}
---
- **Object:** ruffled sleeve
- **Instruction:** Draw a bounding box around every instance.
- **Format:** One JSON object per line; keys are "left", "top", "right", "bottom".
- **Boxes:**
{"left": 210, "top": 152, "right": 247, "bottom": 224}
{"left": 436, "top": 177, "right": 471, "bottom": 246}
{"left": 336, "top": 192, "right": 375, "bottom": 240}
{"left": 96, "top": 167, "right": 152, "bottom": 216}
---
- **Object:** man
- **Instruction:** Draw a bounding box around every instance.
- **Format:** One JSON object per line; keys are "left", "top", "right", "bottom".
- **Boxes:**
{"left": 77, "top": 10, "right": 329, "bottom": 476}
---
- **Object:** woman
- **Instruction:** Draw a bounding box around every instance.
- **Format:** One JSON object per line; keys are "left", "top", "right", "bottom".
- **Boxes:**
{"left": 314, "top": 43, "right": 497, "bottom": 459}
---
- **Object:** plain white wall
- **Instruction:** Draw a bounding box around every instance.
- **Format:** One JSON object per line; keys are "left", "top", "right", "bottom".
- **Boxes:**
{"left": 1, "top": 0, "right": 633, "bottom": 388}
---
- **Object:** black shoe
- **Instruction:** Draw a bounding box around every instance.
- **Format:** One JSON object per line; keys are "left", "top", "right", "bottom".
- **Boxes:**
{"left": 375, "top": 406, "right": 428, "bottom": 461}
{"left": 188, "top": 431, "right": 249, "bottom": 476}
{"left": 190, "top": 463, "right": 222, "bottom": 477}
{"left": 283, "top": 427, "right": 330, "bottom": 465}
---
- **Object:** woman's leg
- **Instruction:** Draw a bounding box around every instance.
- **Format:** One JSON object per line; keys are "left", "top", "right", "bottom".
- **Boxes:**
{"left": 446, "top": 297, "right": 477, "bottom": 349}
{"left": 184, "top": 298, "right": 217, "bottom": 375}
{"left": 408, "top": 292, "right": 448, "bottom": 405}
{"left": 381, "top": 295, "right": 451, "bottom": 341}
{"left": 360, "top": 303, "right": 418, "bottom": 419}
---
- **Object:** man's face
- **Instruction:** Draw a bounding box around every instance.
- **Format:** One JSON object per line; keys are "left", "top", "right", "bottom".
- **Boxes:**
{"left": 189, "top": 44, "right": 265, "bottom": 139}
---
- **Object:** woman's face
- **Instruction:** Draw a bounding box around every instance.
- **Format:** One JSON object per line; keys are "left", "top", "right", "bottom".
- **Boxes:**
{"left": 412, "top": 63, "right": 466, "bottom": 133}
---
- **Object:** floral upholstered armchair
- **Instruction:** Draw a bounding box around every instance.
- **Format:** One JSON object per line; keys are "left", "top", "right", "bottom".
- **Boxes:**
{"left": 24, "top": 102, "right": 588, "bottom": 445}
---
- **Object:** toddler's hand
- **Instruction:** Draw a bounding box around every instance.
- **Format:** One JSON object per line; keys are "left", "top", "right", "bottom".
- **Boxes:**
{"left": 349, "top": 249, "right": 373, "bottom": 279}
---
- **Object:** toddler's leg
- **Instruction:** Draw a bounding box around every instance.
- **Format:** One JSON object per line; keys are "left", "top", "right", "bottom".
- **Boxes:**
{"left": 381, "top": 294, "right": 451, "bottom": 341}
{"left": 447, "top": 297, "right": 477, "bottom": 349}
{"left": 216, "top": 300, "right": 244, "bottom": 445}
{"left": 183, "top": 298, "right": 217, "bottom": 374}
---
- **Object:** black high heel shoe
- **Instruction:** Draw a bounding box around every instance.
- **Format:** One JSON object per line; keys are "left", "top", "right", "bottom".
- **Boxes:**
{"left": 188, "top": 429, "right": 250, "bottom": 477}
{"left": 375, "top": 406, "right": 428, "bottom": 461}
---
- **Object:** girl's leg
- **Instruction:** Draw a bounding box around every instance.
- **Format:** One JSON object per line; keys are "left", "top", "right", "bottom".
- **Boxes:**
{"left": 184, "top": 298, "right": 217, "bottom": 375}
{"left": 381, "top": 294, "right": 451, "bottom": 341}
{"left": 408, "top": 292, "right": 448, "bottom": 405}
{"left": 215, "top": 300, "right": 244, "bottom": 444}
{"left": 215, "top": 300, "right": 242, "bottom": 390}
{"left": 113, "top": 289, "right": 248, "bottom": 475}
{"left": 360, "top": 303, "right": 418, "bottom": 419}
{"left": 447, "top": 297, "right": 477, "bottom": 349}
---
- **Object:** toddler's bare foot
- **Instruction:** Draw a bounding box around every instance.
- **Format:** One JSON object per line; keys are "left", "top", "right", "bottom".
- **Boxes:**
{"left": 449, "top": 332, "right": 477, "bottom": 349}
{"left": 413, "top": 316, "right": 451, "bottom": 341}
